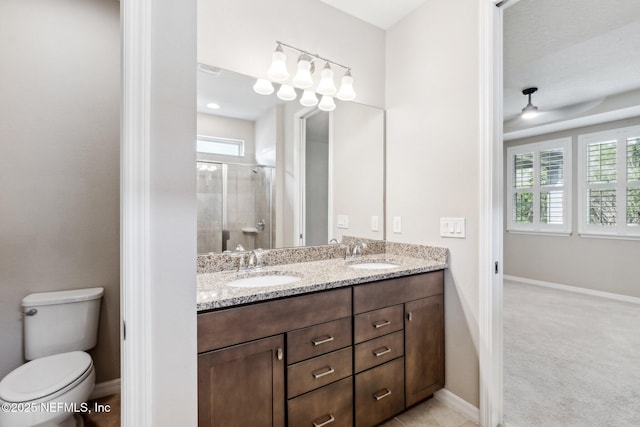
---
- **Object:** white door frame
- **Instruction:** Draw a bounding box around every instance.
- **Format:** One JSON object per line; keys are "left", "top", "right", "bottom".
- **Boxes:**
{"left": 479, "top": 1, "right": 505, "bottom": 426}
{"left": 120, "top": 0, "right": 153, "bottom": 425}
{"left": 120, "top": 0, "right": 506, "bottom": 425}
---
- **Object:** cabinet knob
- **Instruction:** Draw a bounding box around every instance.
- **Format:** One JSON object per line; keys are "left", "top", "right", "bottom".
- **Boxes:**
{"left": 407, "top": 312, "right": 413, "bottom": 322}
{"left": 312, "top": 414, "right": 335, "bottom": 427}
{"left": 276, "top": 348, "right": 283, "bottom": 361}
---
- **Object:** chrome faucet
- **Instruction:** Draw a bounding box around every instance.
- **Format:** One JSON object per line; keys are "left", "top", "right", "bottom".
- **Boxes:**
{"left": 230, "top": 244, "right": 248, "bottom": 272}
{"left": 248, "top": 249, "right": 264, "bottom": 270}
{"left": 352, "top": 240, "right": 367, "bottom": 258}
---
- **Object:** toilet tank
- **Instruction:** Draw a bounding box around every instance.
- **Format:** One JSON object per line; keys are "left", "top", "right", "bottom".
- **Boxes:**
{"left": 22, "top": 287, "right": 104, "bottom": 360}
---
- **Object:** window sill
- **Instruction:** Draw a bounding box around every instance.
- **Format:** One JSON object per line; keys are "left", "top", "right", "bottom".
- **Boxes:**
{"left": 577, "top": 232, "right": 640, "bottom": 241}
{"left": 506, "top": 229, "right": 572, "bottom": 237}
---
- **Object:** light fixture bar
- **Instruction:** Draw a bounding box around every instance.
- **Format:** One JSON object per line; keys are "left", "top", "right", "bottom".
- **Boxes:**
{"left": 276, "top": 41, "right": 350, "bottom": 71}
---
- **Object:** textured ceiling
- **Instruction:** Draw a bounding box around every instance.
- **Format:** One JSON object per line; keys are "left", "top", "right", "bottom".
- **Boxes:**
{"left": 504, "top": 0, "right": 640, "bottom": 131}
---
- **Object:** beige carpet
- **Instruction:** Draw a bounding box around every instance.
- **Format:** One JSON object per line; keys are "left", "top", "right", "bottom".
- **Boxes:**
{"left": 504, "top": 280, "right": 640, "bottom": 427}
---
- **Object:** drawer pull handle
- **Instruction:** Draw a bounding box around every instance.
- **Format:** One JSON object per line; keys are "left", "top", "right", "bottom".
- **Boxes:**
{"left": 312, "top": 335, "right": 335, "bottom": 346}
{"left": 372, "top": 346, "right": 391, "bottom": 357}
{"left": 312, "top": 366, "right": 335, "bottom": 379}
{"left": 373, "top": 388, "right": 392, "bottom": 401}
{"left": 312, "top": 414, "right": 335, "bottom": 427}
{"left": 408, "top": 312, "right": 413, "bottom": 322}
{"left": 373, "top": 320, "right": 391, "bottom": 329}
{"left": 276, "top": 348, "right": 283, "bottom": 361}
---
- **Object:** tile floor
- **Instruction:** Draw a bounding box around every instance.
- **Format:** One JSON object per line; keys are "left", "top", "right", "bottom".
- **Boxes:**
{"left": 381, "top": 397, "right": 478, "bottom": 427}
{"left": 82, "top": 393, "right": 477, "bottom": 426}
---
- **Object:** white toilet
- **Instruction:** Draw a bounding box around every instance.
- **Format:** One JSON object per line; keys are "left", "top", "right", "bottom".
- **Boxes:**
{"left": 0, "top": 287, "right": 104, "bottom": 427}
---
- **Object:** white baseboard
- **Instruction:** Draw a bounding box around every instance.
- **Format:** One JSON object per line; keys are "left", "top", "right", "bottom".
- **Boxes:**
{"left": 90, "top": 378, "right": 121, "bottom": 400}
{"left": 504, "top": 275, "right": 640, "bottom": 305}
{"left": 434, "top": 388, "right": 480, "bottom": 424}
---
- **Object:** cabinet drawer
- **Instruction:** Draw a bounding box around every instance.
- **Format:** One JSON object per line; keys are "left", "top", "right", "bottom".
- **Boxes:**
{"left": 354, "top": 305, "right": 403, "bottom": 344}
{"left": 355, "top": 358, "right": 405, "bottom": 427}
{"left": 287, "top": 317, "right": 352, "bottom": 364}
{"left": 353, "top": 271, "right": 444, "bottom": 314}
{"left": 288, "top": 377, "right": 353, "bottom": 427}
{"left": 287, "top": 347, "right": 352, "bottom": 398}
{"left": 198, "top": 288, "right": 351, "bottom": 352}
{"left": 354, "top": 330, "right": 404, "bottom": 374}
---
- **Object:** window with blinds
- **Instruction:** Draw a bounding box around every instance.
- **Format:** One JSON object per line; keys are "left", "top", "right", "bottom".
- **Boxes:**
{"left": 507, "top": 138, "right": 571, "bottom": 234}
{"left": 578, "top": 126, "right": 640, "bottom": 238}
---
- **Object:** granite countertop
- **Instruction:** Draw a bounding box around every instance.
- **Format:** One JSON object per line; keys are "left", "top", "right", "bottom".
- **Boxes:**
{"left": 197, "top": 253, "right": 447, "bottom": 312}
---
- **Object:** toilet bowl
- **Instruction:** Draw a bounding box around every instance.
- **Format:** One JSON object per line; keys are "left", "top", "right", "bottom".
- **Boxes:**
{"left": 0, "top": 287, "right": 103, "bottom": 427}
{"left": 0, "top": 351, "right": 95, "bottom": 427}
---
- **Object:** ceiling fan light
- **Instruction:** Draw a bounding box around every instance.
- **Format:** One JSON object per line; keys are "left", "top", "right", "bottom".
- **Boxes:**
{"left": 521, "top": 103, "right": 538, "bottom": 119}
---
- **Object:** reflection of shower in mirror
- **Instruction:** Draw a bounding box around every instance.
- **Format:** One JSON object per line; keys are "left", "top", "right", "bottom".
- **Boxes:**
{"left": 196, "top": 161, "right": 274, "bottom": 254}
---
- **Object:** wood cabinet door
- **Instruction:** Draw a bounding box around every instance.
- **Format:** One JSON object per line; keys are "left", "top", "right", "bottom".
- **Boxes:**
{"left": 404, "top": 295, "right": 444, "bottom": 407}
{"left": 198, "top": 335, "right": 284, "bottom": 427}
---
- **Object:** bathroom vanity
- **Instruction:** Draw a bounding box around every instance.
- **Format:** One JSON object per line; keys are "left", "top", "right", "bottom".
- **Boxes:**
{"left": 196, "top": 243, "right": 447, "bottom": 427}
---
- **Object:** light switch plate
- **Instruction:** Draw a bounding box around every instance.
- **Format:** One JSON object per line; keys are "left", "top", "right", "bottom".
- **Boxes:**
{"left": 337, "top": 215, "right": 349, "bottom": 229}
{"left": 393, "top": 216, "right": 402, "bottom": 233}
{"left": 440, "top": 217, "right": 466, "bottom": 238}
{"left": 371, "top": 216, "right": 379, "bottom": 232}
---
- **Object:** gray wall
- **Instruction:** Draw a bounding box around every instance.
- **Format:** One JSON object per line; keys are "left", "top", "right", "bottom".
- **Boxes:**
{"left": 385, "top": 0, "right": 481, "bottom": 407}
{"left": 0, "top": 0, "right": 120, "bottom": 383}
{"left": 504, "top": 117, "right": 640, "bottom": 298}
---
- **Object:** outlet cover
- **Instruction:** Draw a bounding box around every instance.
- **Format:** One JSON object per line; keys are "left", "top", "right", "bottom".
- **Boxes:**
{"left": 393, "top": 216, "right": 402, "bottom": 233}
{"left": 337, "top": 215, "right": 349, "bottom": 229}
{"left": 371, "top": 216, "right": 379, "bottom": 232}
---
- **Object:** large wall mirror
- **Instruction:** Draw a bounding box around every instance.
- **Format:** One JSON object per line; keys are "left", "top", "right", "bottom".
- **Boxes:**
{"left": 197, "top": 64, "right": 385, "bottom": 254}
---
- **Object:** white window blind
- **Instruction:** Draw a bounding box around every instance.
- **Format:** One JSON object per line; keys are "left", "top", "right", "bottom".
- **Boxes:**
{"left": 507, "top": 138, "right": 572, "bottom": 235}
{"left": 578, "top": 125, "right": 640, "bottom": 239}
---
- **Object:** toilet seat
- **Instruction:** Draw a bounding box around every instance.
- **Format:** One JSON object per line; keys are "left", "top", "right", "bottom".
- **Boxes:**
{"left": 0, "top": 351, "right": 93, "bottom": 403}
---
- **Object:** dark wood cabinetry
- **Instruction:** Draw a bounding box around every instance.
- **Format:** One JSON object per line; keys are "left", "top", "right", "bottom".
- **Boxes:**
{"left": 405, "top": 294, "right": 445, "bottom": 407}
{"left": 198, "top": 335, "right": 285, "bottom": 427}
{"left": 197, "top": 270, "right": 445, "bottom": 427}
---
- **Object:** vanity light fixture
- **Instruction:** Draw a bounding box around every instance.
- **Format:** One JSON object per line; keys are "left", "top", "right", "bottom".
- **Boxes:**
{"left": 521, "top": 87, "right": 539, "bottom": 119}
{"left": 253, "top": 78, "right": 274, "bottom": 95}
{"left": 206, "top": 102, "right": 220, "bottom": 110}
{"left": 254, "top": 41, "right": 356, "bottom": 110}
{"left": 300, "top": 90, "right": 319, "bottom": 107}
{"left": 267, "top": 43, "right": 289, "bottom": 82}
{"left": 277, "top": 84, "right": 297, "bottom": 101}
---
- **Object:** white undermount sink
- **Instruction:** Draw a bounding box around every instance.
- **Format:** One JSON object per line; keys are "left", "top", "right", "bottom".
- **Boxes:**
{"left": 225, "top": 273, "right": 301, "bottom": 288}
{"left": 347, "top": 261, "right": 400, "bottom": 270}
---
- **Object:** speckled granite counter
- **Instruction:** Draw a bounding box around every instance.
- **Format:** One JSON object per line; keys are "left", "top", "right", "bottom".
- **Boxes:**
{"left": 197, "top": 241, "right": 448, "bottom": 311}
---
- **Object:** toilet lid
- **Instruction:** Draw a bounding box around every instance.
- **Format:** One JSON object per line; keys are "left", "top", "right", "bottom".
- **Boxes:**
{"left": 0, "top": 351, "right": 92, "bottom": 403}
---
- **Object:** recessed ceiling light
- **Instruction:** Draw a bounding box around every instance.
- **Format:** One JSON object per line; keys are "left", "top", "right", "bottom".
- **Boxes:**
{"left": 206, "top": 103, "right": 220, "bottom": 110}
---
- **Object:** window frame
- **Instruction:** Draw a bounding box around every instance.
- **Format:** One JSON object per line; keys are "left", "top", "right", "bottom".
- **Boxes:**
{"left": 196, "top": 135, "right": 245, "bottom": 157}
{"left": 578, "top": 125, "right": 640, "bottom": 239}
{"left": 506, "top": 137, "right": 572, "bottom": 235}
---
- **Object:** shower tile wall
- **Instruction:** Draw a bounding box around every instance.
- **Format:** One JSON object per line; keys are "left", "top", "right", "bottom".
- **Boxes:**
{"left": 197, "top": 165, "right": 223, "bottom": 254}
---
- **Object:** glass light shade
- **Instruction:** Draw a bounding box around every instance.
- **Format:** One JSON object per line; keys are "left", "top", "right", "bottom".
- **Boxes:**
{"left": 316, "top": 63, "right": 336, "bottom": 96}
{"left": 277, "top": 84, "right": 297, "bottom": 101}
{"left": 292, "top": 56, "right": 314, "bottom": 89}
{"left": 318, "top": 95, "right": 336, "bottom": 112}
{"left": 336, "top": 72, "right": 356, "bottom": 101}
{"left": 521, "top": 103, "right": 538, "bottom": 119}
{"left": 253, "top": 78, "right": 274, "bottom": 95}
{"left": 300, "top": 90, "right": 319, "bottom": 107}
{"left": 267, "top": 48, "right": 289, "bottom": 82}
